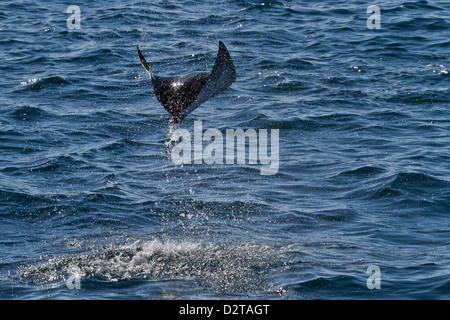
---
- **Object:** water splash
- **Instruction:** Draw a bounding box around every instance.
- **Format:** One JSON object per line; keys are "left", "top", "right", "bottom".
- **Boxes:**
{"left": 19, "top": 239, "right": 279, "bottom": 294}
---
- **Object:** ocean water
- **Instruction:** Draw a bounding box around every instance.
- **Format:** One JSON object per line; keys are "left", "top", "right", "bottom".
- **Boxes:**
{"left": 0, "top": 0, "right": 449, "bottom": 300}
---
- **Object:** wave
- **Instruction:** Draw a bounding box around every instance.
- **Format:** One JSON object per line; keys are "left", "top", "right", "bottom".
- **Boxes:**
{"left": 15, "top": 76, "right": 71, "bottom": 92}
{"left": 0, "top": 185, "right": 73, "bottom": 220}
{"left": 239, "top": 1, "right": 292, "bottom": 13}
{"left": 388, "top": 172, "right": 449, "bottom": 193}
{"left": 367, "top": 172, "right": 449, "bottom": 207}
{"left": 291, "top": 275, "right": 363, "bottom": 298}
{"left": 386, "top": 90, "right": 450, "bottom": 104}
{"left": 284, "top": 57, "right": 314, "bottom": 70}
{"left": 328, "top": 167, "right": 449, "bottom": 212}
{"left": 399, "top": 0, "right": 445, "bottom": 11}
{"left": 333, "top": 165, "right": 386, "bottom": 178}
{"left": 9, "top": 105, "right": 54, "bottom": 122}
{"left": 392, "top": 17, "right": 450, "bottom": 32}
{"left": 235, "top": 112, "right": 363, "bottom": 132}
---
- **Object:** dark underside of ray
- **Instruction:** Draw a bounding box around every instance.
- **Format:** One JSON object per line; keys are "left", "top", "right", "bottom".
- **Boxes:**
{"left": 137, "top": 41, "right": 236, "bottom": 123}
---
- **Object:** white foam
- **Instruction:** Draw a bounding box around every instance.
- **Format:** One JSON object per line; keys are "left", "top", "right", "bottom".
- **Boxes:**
{"left": 19, "top": 239, "right": 276, "bottom": 293}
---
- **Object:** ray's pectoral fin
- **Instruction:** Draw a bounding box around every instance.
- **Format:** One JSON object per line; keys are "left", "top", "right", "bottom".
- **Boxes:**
{"left": 178, "top": 41, "right": 237, "bottom": 120}
{"left": 137, "top": 45, "right": 152, "bottom": 78}
{"left": 137, "top": 41, "right": 236, "bottom": 123}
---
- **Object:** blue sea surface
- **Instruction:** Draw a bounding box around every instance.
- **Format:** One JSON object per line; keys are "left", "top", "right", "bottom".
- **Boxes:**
{"left": 0, "top": 0, "right": 449, "bottom": 299}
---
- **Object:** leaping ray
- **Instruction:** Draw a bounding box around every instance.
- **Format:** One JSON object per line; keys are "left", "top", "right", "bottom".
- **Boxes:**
{"left": 137, "top": 41, "right": 237, "bottom": 123}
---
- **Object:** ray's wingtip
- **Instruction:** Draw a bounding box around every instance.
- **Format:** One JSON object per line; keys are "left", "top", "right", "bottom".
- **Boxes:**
{"left": 137, "top": 45, "right": 152, "bottom": 77}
